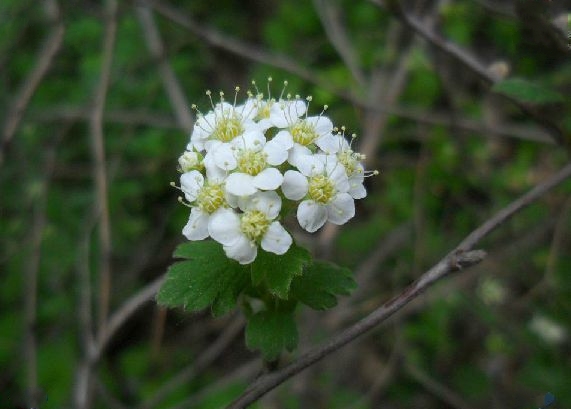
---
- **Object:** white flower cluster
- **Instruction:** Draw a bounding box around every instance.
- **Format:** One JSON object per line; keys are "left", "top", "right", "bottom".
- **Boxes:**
{"left": 176, "top": 81, "right": 375, "bottom": 264}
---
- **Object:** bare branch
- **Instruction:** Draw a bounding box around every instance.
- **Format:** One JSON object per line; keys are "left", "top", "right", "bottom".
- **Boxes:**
{"left": 135, "top": 5, "right": 194, "bottom": 132}
{"left": 95, "top": 274, "right": 166, "bottom": 360}
{"left": 226, "top": 160, "right": 571, "bottom": 408}
{"left": 166, "top": 359, "right": 260, "bottom": 409}
{"left": 23, "top": 124, "right": 65, "bottom": 407}
{"left": 73, "top": 224, "right": 97, "bottom": 409}
{"left": 457, "top": 162, "right": 571, "bottom": 251}
{"left": 29, "top": 104, "right": 554, "bottom": 144}
{"left": 90, "top": 0, "right": 118, "bottom": 334}
{"left": 372, "top": 0, "right": 566, "bottom": 146}
{"left": 142, "top": 0, "right": 347, "bottom": 96}
{"left": 312, "top": 0, "right": 366, "bottom": 87}
{"left": 0, "top": 0, "right": 64, "bottom": 167}
{"left": 404, "top": 359, "right": 476, "bottom": 409}
{"left": 141, "top": 314, "right": 245, "bottom": 409}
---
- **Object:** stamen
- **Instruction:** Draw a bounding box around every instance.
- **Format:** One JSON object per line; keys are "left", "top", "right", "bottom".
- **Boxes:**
{"left": 177, "top": 196, "right": 192, "bottom": 208}
{"left": 233, "top": 86, "right": 240, "bottom": 107}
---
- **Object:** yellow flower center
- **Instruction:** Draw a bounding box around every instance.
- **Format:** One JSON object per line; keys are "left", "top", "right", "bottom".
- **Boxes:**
{"left": 213, "top": 113, "right": 243, "bottom": 142}
{"left": 337, "top": 150, "right": 359, "bottom": 175}
{"left": 196, "top": 183, "right": 225, "bottom": 213}
{"left": 237, "top": 149, "right": 267, "bottom": 176}
{"left": 178, "top": 151, "right": 204, "bottom": 173}
{"left": 255, "top": 101, "right": 273, "bottom": 121}
{"left": 240, "top": 210, "right": 270, "bottom": 241}
{"left": 291, "top": 120, "right": 317, "bottom": 146}
{"left": 308, "top": 174, "right": 335, "bottom": 204}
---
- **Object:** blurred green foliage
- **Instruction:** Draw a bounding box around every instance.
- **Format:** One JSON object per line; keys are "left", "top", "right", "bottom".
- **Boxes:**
{"left": 1, "top": 0, "right": 570, "bottom": 408}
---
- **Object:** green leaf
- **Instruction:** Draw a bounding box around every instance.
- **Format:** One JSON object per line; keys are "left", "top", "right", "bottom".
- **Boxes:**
{"left": 291, "top": 260, "right": 356, "bottom": 310}
{"left": 492, "top": 78, "right": 564, "bottom": 105}
{"left": 157, "top": 241, "right": 249, "bottom": 316}
{"left": 245, "top": 307, "right": 298, "bottom": 360}
{"left": 250, "top": 244, "right": 311, "bottom": 299}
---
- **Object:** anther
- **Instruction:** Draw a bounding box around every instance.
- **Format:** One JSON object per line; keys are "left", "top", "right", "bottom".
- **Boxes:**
{"left": 177, "top": 196, "right": 192, "bottom": 208}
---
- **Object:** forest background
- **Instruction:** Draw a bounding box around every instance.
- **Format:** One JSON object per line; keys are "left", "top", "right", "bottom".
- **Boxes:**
{"left": 1, "top": 0, "right": 570, "bottom": 408}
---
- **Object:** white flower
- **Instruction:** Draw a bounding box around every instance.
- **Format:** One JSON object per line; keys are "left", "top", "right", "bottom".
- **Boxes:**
{"left": 269, "top": 99, "right": 307, "bottom": 128}
{"left": 176, "top": 83, "right": 377, "bottom": 264}
{"left": 282, "top": 154, "right": 355, "bottom": 232}
{"left": 335, "top": 138, "right": 367, "bottom": 199}
{"left": 274, "top": 113, "right": 340, "bottom": 168}
{"left": 180, "top": 170, "right": 228, "bottom": 240}
{"left": 211, "top": 130, "right": 292, "bottom": 196}
{"left": 178, "top": 150, "right": 203, "bottom": 173}
{"left": 189, "top": 100, "right": 259, "bottom": 151}
{"left": 208, "top": 191, "right": 292, "bottom": 264}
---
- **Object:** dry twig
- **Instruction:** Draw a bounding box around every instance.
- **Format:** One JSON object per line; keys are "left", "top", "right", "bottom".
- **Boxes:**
{"left": 226, "top": 161, "right": 571, "bottom": 408}
{"left": 135, "top": 5, "right": 194, "bottom": 132}
{"left": 0, "top": 0, "right": 64, "bottom": 166}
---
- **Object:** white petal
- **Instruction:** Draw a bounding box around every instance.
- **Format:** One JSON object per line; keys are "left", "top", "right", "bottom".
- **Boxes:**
{"left": 208, "top": 208, "right": 242, "bottom": 246}
{"left": 349, "top": 183, "right": 367, "bottom": 199}
{"left": 328, "top": 163, "right": 350, "bottom": 193}
{"left": 327, "top": 193, "right": 355, "bottom": 225}
{"left": 288, "top": 144, "right": 313, "bottom": 171}
{"left": 205, "top": 161, "right": 227, "bottom": 182}
{"left": 308, "top": 115, "right": 333, "bottom": 135}
{"left": 261, "top": 222, "right": 292, "bottom": 255}
{"left": 281, "top": 170, "right": 308, "bottom": 200}
{"left": 316, "top": 132, "right": 342, "bottom": 154}
{"left": 234, "top": 130, "right": 266, "bottom": 151}
{"left": 180, "top": 171, "right": 204, "bottom": 202}
{"left": 236, "top": 99, "right": 258, "bottom": 121}
{"left": 212, "top": 144, "right": 237, "bottom": 171}
{"left": 264, "top": 131, "right": 293, "bottom": 165}
{"left": 226, "top": 173, "right": 257, "bottom": 196}
{"left": 270, "top": 100, "right": 306, "bottom": 128}
{"left": 253, "top": 167, "right": 283, "bottom": 191}
{"left": 224, "top": 235, "right": 257, "bottom": 264}
{"left": 297, "top": 200, "right": 327, "bottom": 233}
{"left": 240, "top": 190, "right": 281, "bottom": 219}
{"left": 182, "top": 208, "right": 210, "bottom": 240}
{"left": 348, "top": 174, "right": 367, "bottom": 199}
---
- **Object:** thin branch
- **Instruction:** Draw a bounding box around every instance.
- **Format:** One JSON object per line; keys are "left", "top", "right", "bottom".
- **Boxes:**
{"left": 29, "top": 105, "right": 554, "bottom": 144}
{"left": 457, "top": 162, "right": 571, "bottom": 251}
{"left": 404, "top": 359, "right": 476, "bottom": 409}
{"left": 166, "top": 359, "right": 260, "bottom": 409}
{"left": 90, "top": 0, "right": 118, "bottom": 334}
{"left": 94, "top": 376, "right": 130, "bottom": 409}
{"left": 135, "top": 5, "right": 193, "bottom": 132}
{"left": 312, "top": 0, "right": 366, "bottom": 87}
{"left": 94, "top": 274, "right": 166, "bottom": 360}
{"left": 31, "top": 107, "right": 180, "bottom": 129}
{"left": 228, "top": 251, "right": 486, "bottom": 409}
{"left": 23, "top": 125, "right": 64, "bottom": 408}
{"left": 143, "top": 0, "right": 345, "bottom": 96}
{"left": 73, "top": 224, "right": 97, "bottom": 409}
{"left": 330, "top": 222, "right": 413, "bottom": 326}
{"left": 141, "top": 314, "right": 245, "bottom": 409}
{"left": 373, "top": 0, "right": 566, "bottom": 146}
{"left": 0, "top": 0, "right": 64, "bottom": 167}
{"left": 226, "top": 161, "right": 571, "bottom": 408}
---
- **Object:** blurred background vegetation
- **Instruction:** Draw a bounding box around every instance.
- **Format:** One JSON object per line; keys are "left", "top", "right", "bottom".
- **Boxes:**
{"left": 1, "top": 0, "right": 570, "bottom": 408}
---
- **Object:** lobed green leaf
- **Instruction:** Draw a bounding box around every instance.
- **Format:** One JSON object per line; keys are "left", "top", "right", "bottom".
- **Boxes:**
{"left": 245, "top": 307, "right": 298, "bottom": 361}
{"left": 250, "top": 244, "right": 311, "bottom": 299}
{"left": 157, "top": 241, "right": 249, "bottom": 316}
{"left": 291, "top": 260, "right": 356, "bottom": 310}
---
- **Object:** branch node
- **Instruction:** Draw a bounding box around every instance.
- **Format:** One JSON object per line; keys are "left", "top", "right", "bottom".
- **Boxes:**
{"left": 449, "top": 249, "right": 487, "bottom": 271}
